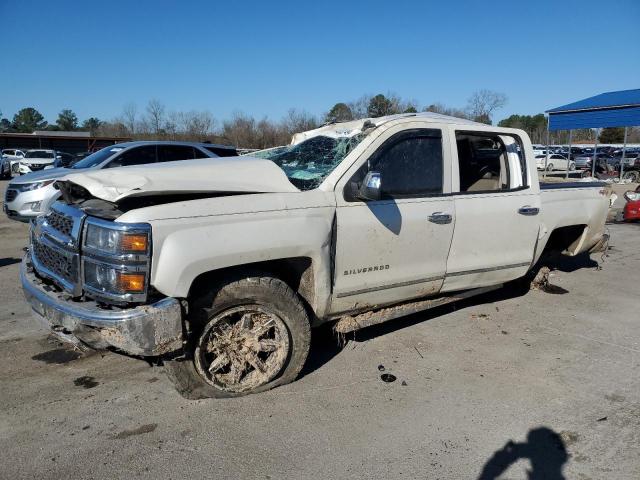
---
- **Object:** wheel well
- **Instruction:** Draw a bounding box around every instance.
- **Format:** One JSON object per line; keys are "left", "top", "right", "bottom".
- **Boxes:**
{"left": 188, "top": 257, "right": 315, "bottom": 310}
{"left": 543, "top": 225, "right": 587, "bottom": 255}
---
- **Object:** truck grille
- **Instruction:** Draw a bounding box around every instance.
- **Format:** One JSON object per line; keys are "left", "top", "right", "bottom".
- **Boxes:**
{"left": 46, "top": 210, "right": 74, "bottom": 237}
{"left": 32, "top": 237, "right": 78, "bottom": 285}
{"left": 31, "top": 202, "right": 85, "bottom": 295}
{"left": 5, "top": 189, "right": 17, "bottom": 202}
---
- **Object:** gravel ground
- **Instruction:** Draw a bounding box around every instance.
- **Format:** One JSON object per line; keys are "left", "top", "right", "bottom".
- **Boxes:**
{"left": 1, "top": 179, "right": 639, "bottom": 480}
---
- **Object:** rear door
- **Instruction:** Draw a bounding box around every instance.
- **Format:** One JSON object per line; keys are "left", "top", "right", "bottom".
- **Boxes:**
{"left": 331, "top": 123, "right": 455, "bottom": 314}
{"left": 442, "top": 128, "right": 540, "bottom": 292}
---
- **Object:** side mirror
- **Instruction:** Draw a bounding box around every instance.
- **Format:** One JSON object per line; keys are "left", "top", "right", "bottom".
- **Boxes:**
{"left": 358, "top": 171, "right": 382, "bottom": 201}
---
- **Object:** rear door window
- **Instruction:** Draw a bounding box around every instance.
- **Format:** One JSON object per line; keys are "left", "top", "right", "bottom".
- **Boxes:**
{"left": 204, "top": 146, "right": 237, "bottom": 157}
{"left": 455, "top": 132, "right": 526, "bottom": 192}
{"left": 158, "top": 145, "right": 199, "bottom": 162}
{"left": 193, "top": 147, "right": 211, "bottom": 159}
{"left": 106, "top": 146, "right": 157, "bottom": 168}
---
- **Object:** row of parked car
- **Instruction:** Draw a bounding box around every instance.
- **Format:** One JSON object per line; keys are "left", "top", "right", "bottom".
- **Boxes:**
{"left": 531, "top": 145, "right": 640, "bottom": 181}
{"left": 2, "top": 141, "right": 238, "bottom": 221}
{"left": 0, "top": 149, "right": 83, "bottom": 178}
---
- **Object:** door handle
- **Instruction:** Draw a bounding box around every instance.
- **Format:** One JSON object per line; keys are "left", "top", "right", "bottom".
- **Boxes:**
{"left": 428, "top": 212, "right": 452, "bottom": 224}
{"left": 518, "top": 206, "right": 539, "bottom": 216}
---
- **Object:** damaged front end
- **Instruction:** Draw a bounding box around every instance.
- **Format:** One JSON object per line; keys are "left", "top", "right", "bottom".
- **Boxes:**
{"left": 22, "top": 254, "right": 183, "bottom": 356}
{"left": 21, "top": 198, "right": 184, "bottom": 356}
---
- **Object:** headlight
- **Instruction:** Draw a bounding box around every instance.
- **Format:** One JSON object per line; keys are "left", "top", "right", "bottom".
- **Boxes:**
{"left": 84, "top": 262, "right": 146, "bottom": 295}
{"left": 15, "top": 180, "right": 54, "bottom": 192}
{"left": 82, "top": 219, "right": 151, "bottom": 302}
{"left": 84, "top": 223, "right": 150, "bottom": 255}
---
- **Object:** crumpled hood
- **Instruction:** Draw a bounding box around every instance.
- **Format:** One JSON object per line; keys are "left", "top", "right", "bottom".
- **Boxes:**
{"left": 11, "top": 167, "right": 71, "bottom": 184}
{"left": 57, "top": 156, "right": 299, "bottom": 203}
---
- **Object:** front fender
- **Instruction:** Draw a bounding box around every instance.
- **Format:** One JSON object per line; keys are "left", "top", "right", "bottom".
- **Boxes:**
{"left": 149, "top": 206, "right": 335, "bottom": 316}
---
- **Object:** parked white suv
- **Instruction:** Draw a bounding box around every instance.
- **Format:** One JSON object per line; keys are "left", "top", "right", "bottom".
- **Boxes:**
{"left": 4, "top": 141, "right": 236, "bottom": 222}
{"left": 1, "top": 149, "right": 26, "bottom": 178}
{"left": 535, "top": 153, "right": 575, "bottom": 171}
{"left": 17, "top": 149, "right": 58, "bottom": 174}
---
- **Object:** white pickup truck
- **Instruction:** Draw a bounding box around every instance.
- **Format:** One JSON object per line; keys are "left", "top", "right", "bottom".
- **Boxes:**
{"left": 21, "top": 113, "right": 611, "bottom": 398}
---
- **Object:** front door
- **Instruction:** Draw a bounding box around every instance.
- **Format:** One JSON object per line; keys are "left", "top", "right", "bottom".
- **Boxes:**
{"left": 331, "top": 125, "right": 455, "bottom": 314}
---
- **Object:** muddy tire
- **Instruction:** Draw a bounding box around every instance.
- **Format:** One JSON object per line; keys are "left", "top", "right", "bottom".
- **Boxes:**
{"left": 165, "top": 275, "right": 311, "bottom": 399}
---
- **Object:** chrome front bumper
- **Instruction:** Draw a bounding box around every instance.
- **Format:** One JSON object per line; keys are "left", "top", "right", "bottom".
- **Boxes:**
{"left": 21, "top": 255, "right": 183, "bottom": 356}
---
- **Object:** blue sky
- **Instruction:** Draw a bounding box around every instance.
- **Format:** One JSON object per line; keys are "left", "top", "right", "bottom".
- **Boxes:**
{"left": 1, "top": 0, "right": 638, "bottom": 125}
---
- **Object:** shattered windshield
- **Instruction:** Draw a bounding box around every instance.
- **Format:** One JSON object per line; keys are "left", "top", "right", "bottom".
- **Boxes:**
{"left": 253, "top": 134, "right": 365, "bottom": 190}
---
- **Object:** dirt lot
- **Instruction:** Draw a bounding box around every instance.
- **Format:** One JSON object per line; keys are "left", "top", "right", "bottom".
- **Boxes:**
{"left": 1, "top": 179, "right": 639, "bottom": 479}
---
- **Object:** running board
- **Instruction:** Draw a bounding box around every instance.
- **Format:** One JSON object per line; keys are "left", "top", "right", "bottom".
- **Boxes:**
{"left": 333, "top": 285, "right": 502, "bottom": 334}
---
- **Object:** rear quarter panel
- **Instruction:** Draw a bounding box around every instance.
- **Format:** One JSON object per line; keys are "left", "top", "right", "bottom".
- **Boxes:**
{"left": 537, "top": 185, "right": 609, "bottom": 261}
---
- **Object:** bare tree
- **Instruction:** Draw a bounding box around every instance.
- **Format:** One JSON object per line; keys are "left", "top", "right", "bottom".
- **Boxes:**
{"left": 347, "top": 95, "right": 372, "bottom": 119}
{"left": 628, "top": 127, "right": 640, "bottom": 143}
{"left": 145, "top": 99, "right": 166, "bottom": 135}
{"left": 221, "top": 112, "right": 259, "bottom": 148}
{"left": 466, "top": 89, "right": 508, "bottom": 124}
{"left": 96, "top": 120, "right": 128, "bottom": 138}
{"left": 184, "top": 110, "right": 216, "bottom": 139}
{"left": 164, "top": 110, "right": 181, "bottom": 139}
{"left": 282, "top": 109, "right": 318, "bottom": 135}
{"left": 122, "top": 102, "right": 137, "bottom": 134}
{"left": 423, "top": 102, "right": 470, "bottom": 120}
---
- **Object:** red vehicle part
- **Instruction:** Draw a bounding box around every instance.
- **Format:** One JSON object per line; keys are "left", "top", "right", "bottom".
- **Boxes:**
{"left": 623, "top": 189, "right": 640, "bottom": 221}
{"left": 624, "top": 200, "right": 640, "bottom": 221}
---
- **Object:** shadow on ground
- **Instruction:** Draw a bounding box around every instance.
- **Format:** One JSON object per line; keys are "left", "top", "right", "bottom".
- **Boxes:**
{"left": 543, "top": 252, "right": 599, "bottom": 273}
{"left": 478, "top": 426, "right": 568, "bottom": 479}
{"left": 0, "top": 257, "right": 21, "bottom": 268}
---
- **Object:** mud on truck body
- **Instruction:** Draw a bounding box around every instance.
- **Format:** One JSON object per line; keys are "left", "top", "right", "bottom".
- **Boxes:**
{"left": 21, "top": 113, "right": 611, "bottom": 398}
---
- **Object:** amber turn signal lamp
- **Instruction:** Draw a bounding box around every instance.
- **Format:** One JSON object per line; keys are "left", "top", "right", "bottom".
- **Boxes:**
{"left": 121, "top": 234, "right": 148, "bottom": 252}
{"left": 117, "top": 272, "right": 146, "bottom": 293}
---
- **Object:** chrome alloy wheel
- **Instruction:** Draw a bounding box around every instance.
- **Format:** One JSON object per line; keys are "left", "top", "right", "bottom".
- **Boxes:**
{"left": 194, "top": 306, "right": 290, "bottom": 393}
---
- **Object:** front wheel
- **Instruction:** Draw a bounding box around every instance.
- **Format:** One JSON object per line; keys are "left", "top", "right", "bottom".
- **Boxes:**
{"left": 546, "top": 164, "right": 554, "bottom": 172}
{"left": 569, "top": 162, "right": 576, "bottom": 171}
{"left": 165, "top": 275, "right": 311, "bottom": 399}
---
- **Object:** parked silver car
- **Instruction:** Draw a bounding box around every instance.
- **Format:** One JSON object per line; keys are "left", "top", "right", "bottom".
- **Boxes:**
{"left": 4, "top": 141, "right": 237, "bottom": 222}
{"left": 1, "top": 148, "right": 26, "bottom": 178}
{"left": 574, "top": 153, "right": 611, "bottom": 170}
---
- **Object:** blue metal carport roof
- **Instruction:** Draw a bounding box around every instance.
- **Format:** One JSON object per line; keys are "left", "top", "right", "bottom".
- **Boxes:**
{"left": 545, "top": 88, "right": 640, "bottom": 131}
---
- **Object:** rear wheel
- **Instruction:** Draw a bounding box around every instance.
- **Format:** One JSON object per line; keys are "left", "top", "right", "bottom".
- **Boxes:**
{"left": 165, "top": 275, "right": 311, "bottom": 399}
{"left": 569, "top": 162, "right": 576, "bottom": 171}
